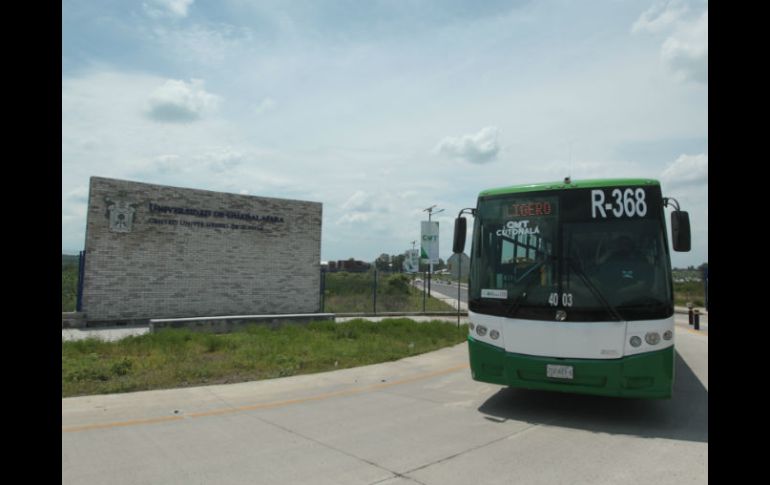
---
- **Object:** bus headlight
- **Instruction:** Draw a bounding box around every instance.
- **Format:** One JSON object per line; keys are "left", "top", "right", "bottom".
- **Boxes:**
{"left": 663, "top": 330, "right": 673, "bottom": 341}
{"left": 630, "top": 336, "right": 642, "bottom": 347}
{"left": 476, "top": 325, "right": 488, "bottom": 337}
{"left": 469, "top": 322, "right": 475, "bottom": 331}
{"left": 645, "top": 332, "right": 661, "bottom": 345}
{"left": 489, "top": 330, "right": 500, "bottom": 340}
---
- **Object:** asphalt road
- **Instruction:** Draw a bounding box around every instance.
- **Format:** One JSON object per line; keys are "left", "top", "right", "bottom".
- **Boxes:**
{"left": 62, "top": 317, "right": 707, "bottom": 484}
{"left": 428, "top": 280, "right": 468, "bottom": 304}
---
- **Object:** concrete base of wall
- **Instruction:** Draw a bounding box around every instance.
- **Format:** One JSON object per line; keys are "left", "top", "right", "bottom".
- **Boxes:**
{"left": 62, "top": 312, "right": 87, "bottom": 329}
{"left": 84, "top": 319, "right": 151, "bottom": 328}
{"left": 149, "top": 313, "right": 336, "bottom": 334}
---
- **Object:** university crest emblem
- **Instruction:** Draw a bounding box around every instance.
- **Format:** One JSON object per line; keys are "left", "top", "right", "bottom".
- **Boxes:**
{"left": 106, "top": 199, "right": 136, "bottom": 233}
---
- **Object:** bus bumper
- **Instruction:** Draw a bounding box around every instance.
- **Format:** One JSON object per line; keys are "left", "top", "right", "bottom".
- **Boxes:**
{"left": 468, "top": 336, "right": 674, "bottom": 399}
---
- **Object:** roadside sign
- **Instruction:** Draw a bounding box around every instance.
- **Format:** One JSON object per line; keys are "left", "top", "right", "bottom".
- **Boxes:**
{"left": 421, "top": 221, "right": 439, "bottom": 264}
{"left": 403, "top": 249, "right": 420, "bottom": 273}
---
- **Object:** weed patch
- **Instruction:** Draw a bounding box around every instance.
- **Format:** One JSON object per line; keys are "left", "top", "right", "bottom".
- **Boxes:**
{"left": 62, "top": 319, "right": 468, "bottom": 397}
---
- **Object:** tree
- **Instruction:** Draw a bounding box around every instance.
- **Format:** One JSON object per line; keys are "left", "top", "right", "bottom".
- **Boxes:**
{"left": 374, "top": 253, "right": 391, "bottom": 271}
{"left": 390, "top": 254, "right": 406, "bottom": 273}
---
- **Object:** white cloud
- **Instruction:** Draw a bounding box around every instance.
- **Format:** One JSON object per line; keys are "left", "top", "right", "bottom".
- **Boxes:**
{"left": 341, "top": 190, "right": 374, "bottom": 212}
{"left": 659, "top": 152, "right": 708, "bottom": 265}
{"left": 147, "top": 22, "right": 255, "bottom": 68}
{"left": 632, "top": 3, "right": 707, "bottom": 85}
{"left": 62, "top": 69, "right": 287, "bottom": 214}
{"left": 660, "top": 152, "right": 708, "bottom": 187}
{"left": 337, "top": 190, "right": 377, "bottom": 226}
{"left": 631, "top": 1, "right": 688, "bottom": 34}
{"left": 254, "top": 97, "right": 277, "bottom": 115}
{"left": 145, "top": 78, "right": 220, "bottom": 123}
{"left": 198, "top": 147, "right": 245, "bottom": 173}
{"left": 661, "top": 10, "right": 708, "bottom": 84}
{"left": 337, "top": 212, "right": 372, "bottom": 225}
{"left": 150, "top": 147, "right": 245, "bottom": 174}
{"left": 143, "top": 0, "right": 195, "bottom": 19}
{"left": 64, "top": 186, "right": 90, "bottom": 204}
{"left": 153, "top": 154, "right": 184, "bottom": 173}
{"left": 434, "top": 126, "right": 500, "bottom": 164}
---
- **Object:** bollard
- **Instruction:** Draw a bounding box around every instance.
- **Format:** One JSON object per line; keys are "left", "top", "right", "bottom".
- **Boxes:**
{"left": 688, "top": 307, "right": 693, "bottom": 326}
{"left": 693, "top": 309, "right": 700, "bottom": 330}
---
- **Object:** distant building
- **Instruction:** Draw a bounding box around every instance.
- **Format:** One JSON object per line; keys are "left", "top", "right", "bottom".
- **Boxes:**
{"left": 447, "top": 253, "right": 470, "bottom": 279}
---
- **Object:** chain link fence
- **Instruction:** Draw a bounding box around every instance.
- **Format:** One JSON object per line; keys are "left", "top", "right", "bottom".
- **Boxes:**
{"left": 320, "top": 269, "right": 464, "bottom": 315}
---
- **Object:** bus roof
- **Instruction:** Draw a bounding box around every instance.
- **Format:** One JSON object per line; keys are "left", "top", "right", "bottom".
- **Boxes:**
{"left": 478, "top": 178, "right": 661, "bottom": 198}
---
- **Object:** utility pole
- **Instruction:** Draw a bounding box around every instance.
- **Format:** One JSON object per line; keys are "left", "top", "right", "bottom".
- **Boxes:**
{"left": 423, "top": 205, "right": 444, "bottom": 297}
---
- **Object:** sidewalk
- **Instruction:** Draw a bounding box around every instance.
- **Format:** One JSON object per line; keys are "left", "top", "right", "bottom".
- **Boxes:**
{"left": 62, "top": 325, "right": 151, "bottom": 342}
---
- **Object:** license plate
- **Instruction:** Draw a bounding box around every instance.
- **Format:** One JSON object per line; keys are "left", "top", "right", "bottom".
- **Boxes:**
{"left": 481, "top": 289, "right": 508, "bottom": 299}
{"left": 546, "top": 364, "right": 574, "bottom": 380}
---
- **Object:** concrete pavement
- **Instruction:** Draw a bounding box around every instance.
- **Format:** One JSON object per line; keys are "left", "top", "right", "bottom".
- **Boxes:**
{"left": 63, "top": 318, "right": 707, "bottom": 485}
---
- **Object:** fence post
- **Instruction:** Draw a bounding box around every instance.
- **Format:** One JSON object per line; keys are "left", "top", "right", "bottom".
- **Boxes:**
{"left": 422, "top": 271, "right": 426, "bottom": 313}
{"left": 373, "top": 269, "right": 378, "bottom": 315}
{"left": 320, "top": 267, "right": 325, "bottom": 312}
{"left": 76, "top": 250, "right": 86, "bottom": 312}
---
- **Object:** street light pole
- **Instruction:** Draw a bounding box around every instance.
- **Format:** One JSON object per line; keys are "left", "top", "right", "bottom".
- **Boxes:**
{"left": 423, "top": 205, "right": 444, "bottom": 297}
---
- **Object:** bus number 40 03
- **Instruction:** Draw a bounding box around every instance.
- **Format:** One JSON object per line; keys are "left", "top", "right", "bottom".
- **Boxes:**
{"left": 591, "top": 188, "right": 647, "bottom": 219}
{"left": 548, "top": 293, "right": 573, "bottom": 307}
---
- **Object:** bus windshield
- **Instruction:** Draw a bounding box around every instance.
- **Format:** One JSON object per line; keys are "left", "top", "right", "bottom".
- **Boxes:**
{"left": 469, "top": 186, "right": 673, "bottom": 321}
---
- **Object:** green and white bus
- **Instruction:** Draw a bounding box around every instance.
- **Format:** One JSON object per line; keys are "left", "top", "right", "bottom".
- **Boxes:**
{"left": 452, "top": 178, "right": 691, "bottom": 399}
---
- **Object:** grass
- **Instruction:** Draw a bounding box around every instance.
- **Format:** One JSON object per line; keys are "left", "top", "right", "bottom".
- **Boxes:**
{"left": 62, "top": 318, "right": 469, "bottom": 398}
{"left": 673, "top": 281, "right": 706, "bottom": 307}
{"left": 323, "top": 271, "right": 456, "bottom": 313}
{"left": 62, "top": 262, "right": 78, "bottom": 312}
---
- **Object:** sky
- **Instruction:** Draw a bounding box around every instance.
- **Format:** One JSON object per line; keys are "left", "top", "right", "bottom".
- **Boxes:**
{"left": 62, "top": 0, "right": 708, "bottom": 268}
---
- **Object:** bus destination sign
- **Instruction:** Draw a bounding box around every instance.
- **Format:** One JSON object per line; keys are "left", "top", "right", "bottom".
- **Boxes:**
{"left": 506, "top": 201, "right": 553, "bottom": 218}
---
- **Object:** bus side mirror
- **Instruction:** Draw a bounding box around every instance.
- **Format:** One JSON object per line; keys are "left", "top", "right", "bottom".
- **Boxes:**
{"left": 453, "top": 217, "right": 467, "bottom": 254}
{"left": 671, "top": 211, "right": 691, "bottom": 252}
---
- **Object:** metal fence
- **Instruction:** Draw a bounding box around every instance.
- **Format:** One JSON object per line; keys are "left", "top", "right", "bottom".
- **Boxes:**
{"left": 320, "top": 269, "right": 465, "bottom": 315}
{"left": 64, "top": 254, "right": 467, "bottom": 316}
{"left": 76, "top": 251, "right": 86, "bottom": 312}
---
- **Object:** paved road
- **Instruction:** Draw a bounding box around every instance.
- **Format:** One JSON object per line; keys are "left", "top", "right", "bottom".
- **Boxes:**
{"left": 429, "top": 281, "right": 468, "bottom": 304}
{"left": 412, "top": 279, "right": 468, "bottom": 311}
{"left": 63, "top": 320, "right": 707, "bottom": 484}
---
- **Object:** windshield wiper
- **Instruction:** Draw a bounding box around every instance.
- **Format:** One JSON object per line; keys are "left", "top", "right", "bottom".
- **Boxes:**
{"left": 505, "top": 261, "right": 545, "bottom": 318}
{"left": 566, "top": 258, "right": 625, "bottom": 322}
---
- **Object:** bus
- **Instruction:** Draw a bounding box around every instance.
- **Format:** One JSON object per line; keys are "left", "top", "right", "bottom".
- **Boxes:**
{"left": 452, "top": 178, "right": 690, "bottom": 399}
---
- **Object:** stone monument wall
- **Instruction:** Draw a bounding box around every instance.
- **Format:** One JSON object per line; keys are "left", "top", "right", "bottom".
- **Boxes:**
{"left": 81, "top": 177, "right": 322, "bottom": 323}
